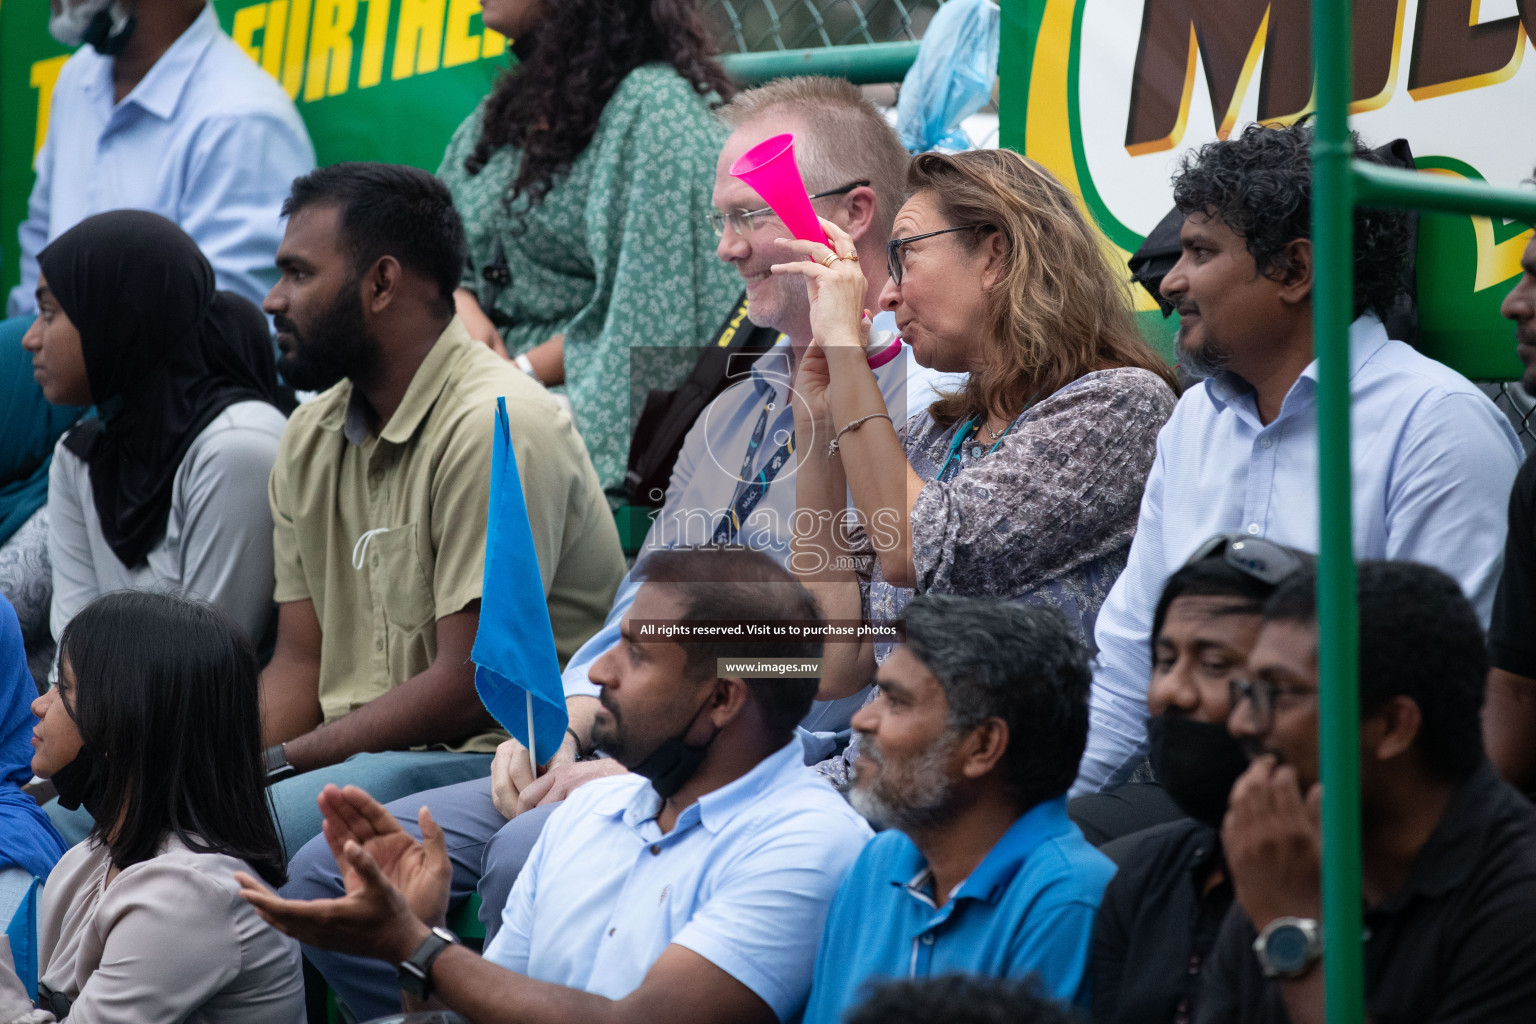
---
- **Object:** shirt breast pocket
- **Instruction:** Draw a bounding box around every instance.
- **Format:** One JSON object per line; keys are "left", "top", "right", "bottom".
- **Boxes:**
{"left": 372, "top": 525, "right": 434, "bottom": 636}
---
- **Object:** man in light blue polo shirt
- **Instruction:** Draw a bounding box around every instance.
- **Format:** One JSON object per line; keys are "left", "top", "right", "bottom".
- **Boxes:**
{"left": 802, "top": 595, "right": 1115, "bottom": 1023}
{"left": 242, "top": 547, "right": 873, "bottom": 1024}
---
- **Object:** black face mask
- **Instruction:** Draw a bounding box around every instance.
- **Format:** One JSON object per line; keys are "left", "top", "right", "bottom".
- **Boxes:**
{"left": 50, "top": 744, "right": 106, "bottom": 820}
{"left": 83, "top": 8, "right": 136, "bottom": 55}
{"left": 1147, "top": 715, "right": 1250, "bottom": 829}
{"left": 621, "top": 696, "right": 719, "bottom": 802}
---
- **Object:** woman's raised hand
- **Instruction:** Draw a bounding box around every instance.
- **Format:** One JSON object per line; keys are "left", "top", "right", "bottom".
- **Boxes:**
{"left": 770, "top": 216, "right": 870, "bottom": 354}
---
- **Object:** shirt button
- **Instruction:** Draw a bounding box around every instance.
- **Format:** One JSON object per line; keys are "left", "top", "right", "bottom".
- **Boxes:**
{"left": 1246, "top": 523, "right": 1261, "bottom": 535}
{"left": 649, "top": 845, "right": 661, "bottom": 856}
{"left": 1259, "top": 436, "right": 1273, "bottom": 449}
{"left": 608, "top": 928, "right": 615, "bottom": 937}
{"left": 375, "top": 639, "right": 383, "bottom": 652}
{"left": 920, "top": 933, "right": 934, "bottom": 946}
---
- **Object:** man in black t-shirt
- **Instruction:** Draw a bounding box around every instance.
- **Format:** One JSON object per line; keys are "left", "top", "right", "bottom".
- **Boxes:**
{"left": 1487, "top": 228, "right": 1536, "bottom": 790}
{"left": 1200, "top": 561, "right": 1536, "bottom": 1024}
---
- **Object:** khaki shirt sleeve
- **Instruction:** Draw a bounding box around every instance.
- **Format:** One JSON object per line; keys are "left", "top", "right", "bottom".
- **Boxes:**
{"left": 269, "top": 427, "right": 309, "bottom": 604}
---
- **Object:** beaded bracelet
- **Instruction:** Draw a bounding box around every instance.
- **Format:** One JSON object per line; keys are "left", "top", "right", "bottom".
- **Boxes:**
{"left": 827, "top": 412, "right": 893, "bottom": 458}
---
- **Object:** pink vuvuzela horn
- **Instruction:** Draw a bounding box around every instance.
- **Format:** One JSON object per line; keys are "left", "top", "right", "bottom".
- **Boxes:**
{"left": 729, "top": 133, "right": 829, "bottom": 246}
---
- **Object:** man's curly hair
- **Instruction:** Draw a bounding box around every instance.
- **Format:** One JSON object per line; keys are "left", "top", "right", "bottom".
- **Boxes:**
{"left": 1171, "top": 122, "right": 1410, "bottom": 322}
{"left": 465, "top": 0, "right": 733, "bottom": 206}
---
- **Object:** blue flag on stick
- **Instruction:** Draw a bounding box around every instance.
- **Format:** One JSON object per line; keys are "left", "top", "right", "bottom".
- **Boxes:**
{"left": 471, "top": 397, "right": 568, "bottom": 764}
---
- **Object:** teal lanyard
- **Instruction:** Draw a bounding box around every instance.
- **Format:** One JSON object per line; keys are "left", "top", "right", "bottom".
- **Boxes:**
{"left": 936, "top": 393, "right": 1039, "bottom": 482}
{"left": 937, "top": 417, "right": 1007, "bottom": 482}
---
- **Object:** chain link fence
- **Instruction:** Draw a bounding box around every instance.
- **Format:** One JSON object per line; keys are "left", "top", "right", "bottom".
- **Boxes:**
{"left": 704, "top": 0, "right": 946, "bottom": 52}
{"left": 1488, "top": 382, "right": 1536, "bottom": 454}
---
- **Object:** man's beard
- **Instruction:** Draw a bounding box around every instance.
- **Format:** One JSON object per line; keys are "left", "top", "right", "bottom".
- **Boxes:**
{"left": 589, "top": 694, "right": 628, "bottom": 761}
{"left": 846, "top": 732, "right": 958, "bottom": 833}
{"left": 275, "top": 284, "right": 380, "bottom": 392}
{"left": 1176, "top": 326, "right": 1231, "bottom": 380}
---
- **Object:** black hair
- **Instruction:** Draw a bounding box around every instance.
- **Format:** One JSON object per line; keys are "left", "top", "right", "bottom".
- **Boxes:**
{"left": 1262, "top": 560, "right": 1487, "bottom": 781}
{"left": 1151, "top": 545, "right": 1315, "bottom": 646}
{"left": 631, "top": 547, "right": 822, "bottom": 741}
{"left": 465, "top": 0, "right": 733, "bottom": 207}
{"left": 846, "top": 975, "right": 1079, "bottom": 1024}
{"left": 1171, "top": 121, "right": 1410, "bottom": 322}
{"left": 903, "top": 595, "right": 1090, "bottom": 809}
{"left": 58, "top": 591, "right": 287, "bottom": 887}
{"left": 282, "top": 162, "right": 466, "bottom": 316}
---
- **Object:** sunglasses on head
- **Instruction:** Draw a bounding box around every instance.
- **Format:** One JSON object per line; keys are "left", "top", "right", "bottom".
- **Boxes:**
{"left": 1183, "top": 533, "right": 1307, "bottom": 586}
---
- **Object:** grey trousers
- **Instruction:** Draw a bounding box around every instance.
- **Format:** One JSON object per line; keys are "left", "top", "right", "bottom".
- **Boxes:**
{"left": 282, "top": 774, "right": 558, "bottom": 1022}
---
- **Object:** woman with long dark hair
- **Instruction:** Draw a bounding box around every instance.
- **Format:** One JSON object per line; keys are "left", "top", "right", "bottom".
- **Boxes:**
{"left": 0, "top": 591, "right": 301, "bottom": 1021}
{"left": 441, "top": 0, "right": 741, "bottom": 494}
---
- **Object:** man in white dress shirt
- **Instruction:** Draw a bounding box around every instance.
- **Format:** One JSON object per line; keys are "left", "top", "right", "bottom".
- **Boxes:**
{"left": 10, "top": 0, "right": 313, "bottom": 316}
{"left": 1076, "top": 122, "right": 1522, "bottom": 795}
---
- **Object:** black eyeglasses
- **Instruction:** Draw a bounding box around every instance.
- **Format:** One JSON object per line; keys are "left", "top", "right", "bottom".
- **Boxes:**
{"left": 1183, "top": 533, "right": 1307, "bottom": 586}
{"left": 1228, "top": 677, "right": 1318, "bottom": 732}
{"left": 708, "top": 180, "right": 870, "bottom": 238}
{"left": 885, "top": 225, "right": 988, "bottom": 286}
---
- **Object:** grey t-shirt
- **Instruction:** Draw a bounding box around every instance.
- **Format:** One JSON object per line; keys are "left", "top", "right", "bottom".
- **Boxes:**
{"left": 47, "top": 400, "right": 287, "bottom": 645}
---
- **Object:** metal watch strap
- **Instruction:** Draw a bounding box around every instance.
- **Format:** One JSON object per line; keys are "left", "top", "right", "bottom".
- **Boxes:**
{"left": 398, "top": 925, "right": 459, "bottom": 1001}
{"left": 1253, "top": 916, "right": 1323, "bottom": 978}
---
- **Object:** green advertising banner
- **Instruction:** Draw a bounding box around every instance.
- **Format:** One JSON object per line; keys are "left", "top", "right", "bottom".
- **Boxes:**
{"left": 0, "top": 0, "right": 510, "bottom": 294}
{"left": 998, "top": 0, "right": 1536, "bottom": 379}
{"left": 5, "top": 0, "right": 1532, "bottom": 381}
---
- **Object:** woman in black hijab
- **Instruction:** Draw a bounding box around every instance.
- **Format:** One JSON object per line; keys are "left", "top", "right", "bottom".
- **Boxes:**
{"left": 21, "top": 210, "right": 290, "bottom": 662}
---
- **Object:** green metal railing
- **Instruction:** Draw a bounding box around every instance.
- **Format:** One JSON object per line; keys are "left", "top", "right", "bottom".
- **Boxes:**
{"left": 1312, "top": 2, "right": 1536, "bottom": 1022}
{"left": 721, "top": 40, "right": 920, "bottom": 85}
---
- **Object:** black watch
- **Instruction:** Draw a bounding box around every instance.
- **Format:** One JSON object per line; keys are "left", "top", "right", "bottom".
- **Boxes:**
{"left": 264, "top": 744, "right": 297, "bottom": 784}
{"left": 398, "top": 926, "right": 459, "bottom": 1001}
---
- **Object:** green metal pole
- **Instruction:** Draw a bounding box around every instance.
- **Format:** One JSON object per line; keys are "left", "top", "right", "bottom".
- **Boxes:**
{"left": 1311, "top": 0, "right": 1366, "bottom": 1020}
{"left": 1353, "top": 162, "right": 1536, "bottom": 221}
{"left": 721, "top": 41, "right": 920, "bottom": 86}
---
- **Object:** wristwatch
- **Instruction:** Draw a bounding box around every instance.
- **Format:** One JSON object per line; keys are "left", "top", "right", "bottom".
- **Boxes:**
{"left": 1253, "top": 916, "right": 1323, "bottom": 978}
{"left": 398, "top": 925, "right": 459, "bottom": 1001}
{"left": 264, "top": 744, "right": 297, "bottom": 784}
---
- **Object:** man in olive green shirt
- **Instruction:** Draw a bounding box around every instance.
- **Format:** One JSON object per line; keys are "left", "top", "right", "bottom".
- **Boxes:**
{"left": 260, "top": 163, "right": 624, "bottom": 856}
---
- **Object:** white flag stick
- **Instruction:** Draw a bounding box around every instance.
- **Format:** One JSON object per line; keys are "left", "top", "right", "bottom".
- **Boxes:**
{"left": 526, "top": 690, "right": 538, "bottom": 779}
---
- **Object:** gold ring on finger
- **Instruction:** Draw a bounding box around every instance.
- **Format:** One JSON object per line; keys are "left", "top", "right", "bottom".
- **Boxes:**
{"left": 841, "top": 253, "right": 860, "bottom": 262}
{"left": 819, "top": 253, "right": 841, "bottom": 268}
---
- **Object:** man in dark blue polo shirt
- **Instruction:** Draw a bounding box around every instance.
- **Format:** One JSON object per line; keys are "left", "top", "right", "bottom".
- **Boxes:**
{"left": 801, "top": 596, "right": 1115, "bottom": 1023}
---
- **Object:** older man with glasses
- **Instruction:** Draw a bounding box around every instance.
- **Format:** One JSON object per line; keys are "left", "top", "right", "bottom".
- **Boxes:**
{"left": 1199, "top": 559, "right": 1536, "bottom": 1024}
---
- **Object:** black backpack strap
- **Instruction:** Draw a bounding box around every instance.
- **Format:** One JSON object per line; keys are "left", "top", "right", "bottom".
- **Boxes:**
{"left": 622, "top": 292, "right": 780, "bottom": 507}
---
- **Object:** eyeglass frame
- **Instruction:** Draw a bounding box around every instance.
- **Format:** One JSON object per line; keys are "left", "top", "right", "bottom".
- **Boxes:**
{"left": 707, "top": 180, "right": 871, "bottom": 238}
{"left": 1228, "top": 677, "right": 1319, "bottom": 733}
{"left": 1182, "top": 533, "right": 1308, "bottom": 587}
{"left": 885, "top": 224, "right": 990, "bottom": 286}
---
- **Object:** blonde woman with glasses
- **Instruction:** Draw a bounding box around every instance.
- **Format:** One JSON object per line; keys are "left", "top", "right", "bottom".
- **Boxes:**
{"left": 775, "top": 150, "right": 1179, "bottom": 778}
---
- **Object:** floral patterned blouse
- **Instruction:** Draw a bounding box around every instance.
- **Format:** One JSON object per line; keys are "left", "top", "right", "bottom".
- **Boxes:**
{"left": 816, "top": 366, "right": 1178, "bottom": 784}
{"left": 438, "top": 63, "right": 741, "bottom": 495}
